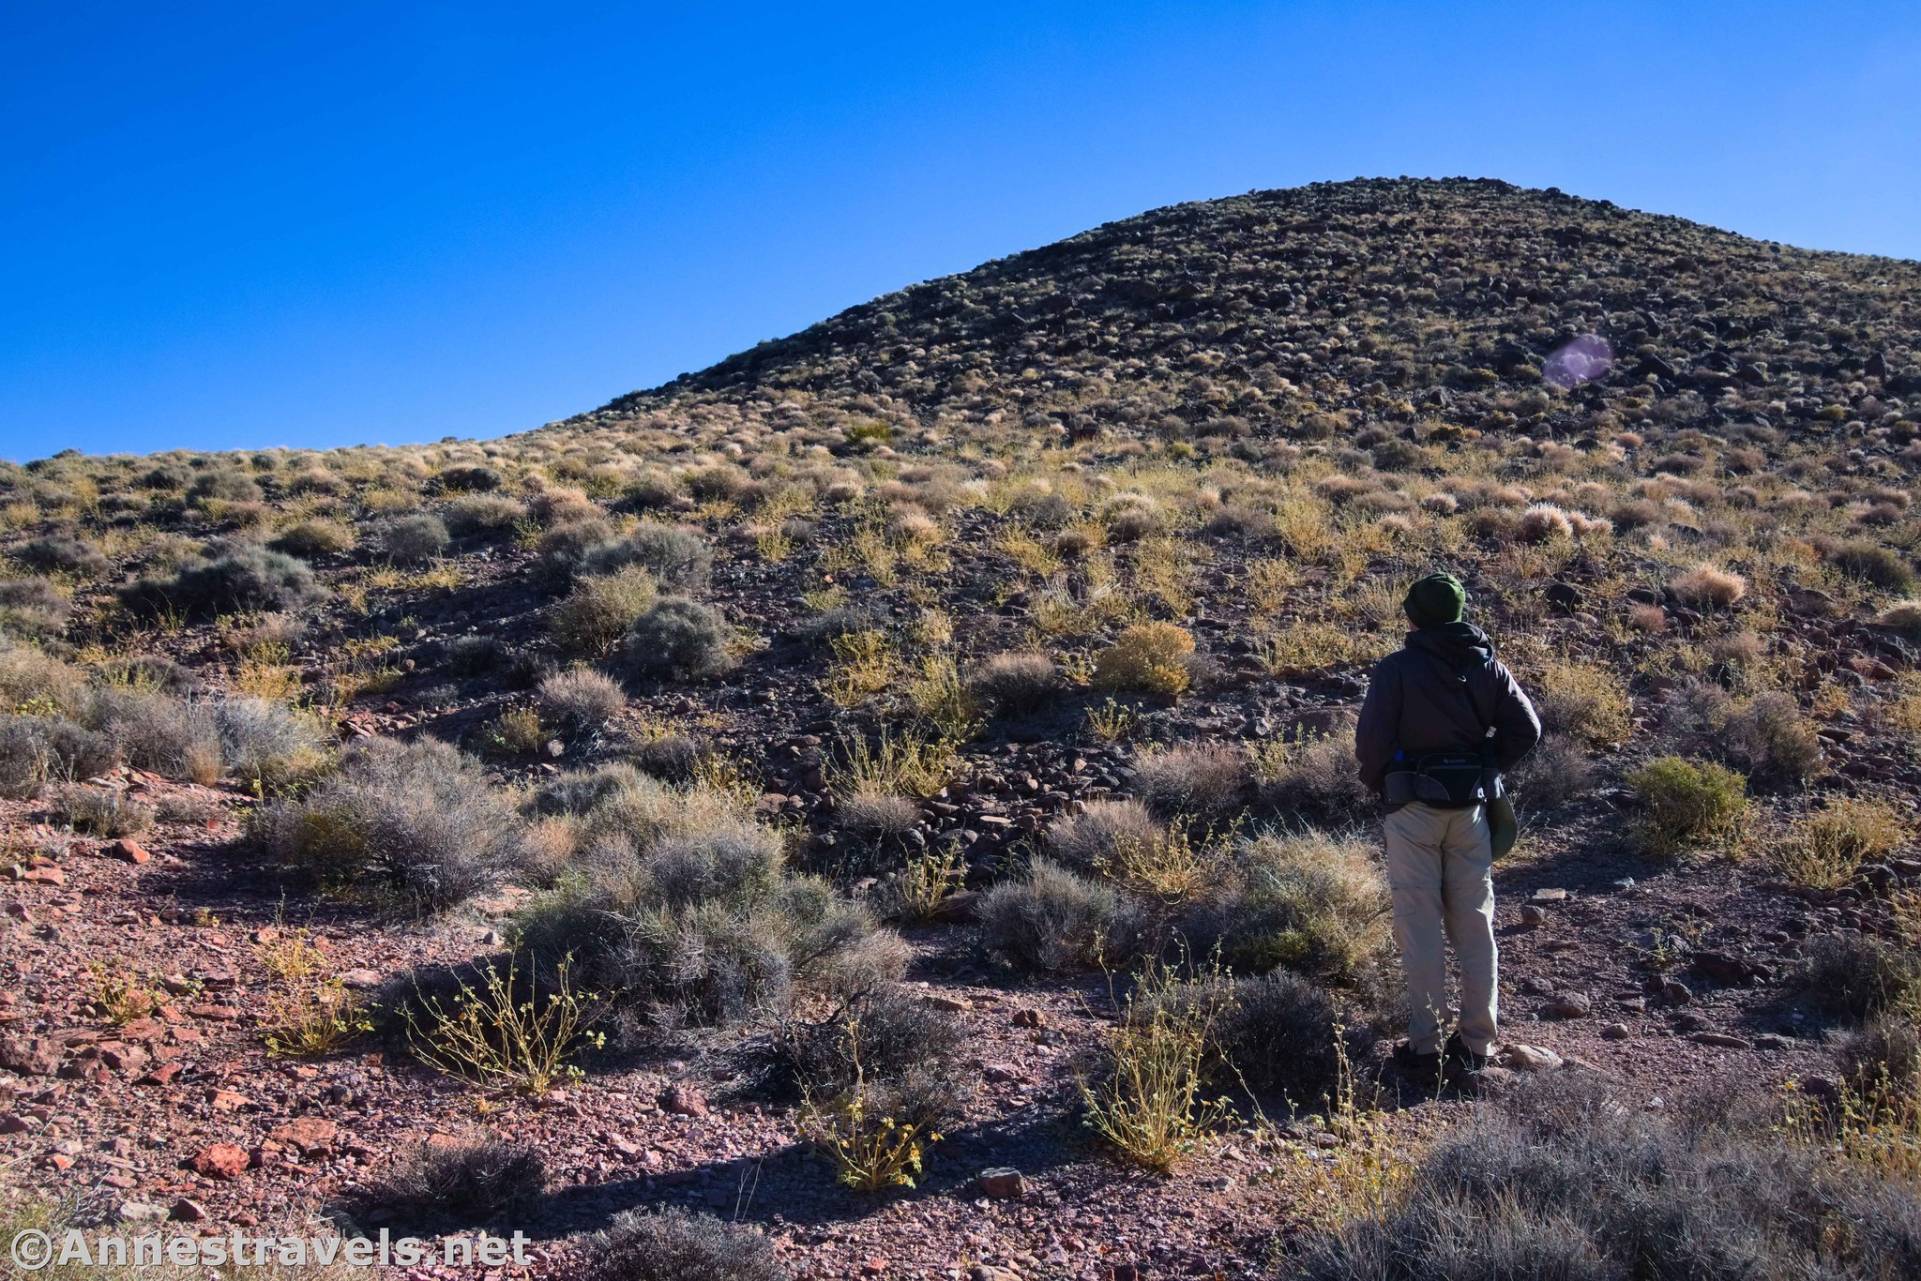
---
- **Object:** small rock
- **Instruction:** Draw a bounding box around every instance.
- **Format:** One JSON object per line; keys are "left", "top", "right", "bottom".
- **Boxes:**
{"left": 117, "top": 1201, "right": 168, "bottom": 1223}
{"left": 1689, "top": 1032, "right": 1753, "bottom": 1049}
{"left": 1530, "top": 888, "right": 1569, "bottom": 903}
{"left": 977, "top": 1167, "right": 1025, "bottom": 1199}
{"left": 1519, "top": 904, "right": 1549, "bottom": 927}
{"left": 1600, "top": 1023, "right": 1631, "bottom": 1040}
{"left": 1499, "top": 1043, "right": 1564, "bottom": 1072}
{"left": 659, "top": 1083, "right": 708, "bottom": 1118}
{"left": 1011, "top": 1007, "right": 1046, "bottom": 1028}
{"left": 1544, "top": 993, "right": 1593, "bottom": 1019}
{"left": 108, "top": 839, "right": 151, "bottom": 865}
{"left": 169, "top": 1198, "right": 210, "bottom": 1223}
{"left": 189, "top": 1142, "right": 251, "bottom": 1179}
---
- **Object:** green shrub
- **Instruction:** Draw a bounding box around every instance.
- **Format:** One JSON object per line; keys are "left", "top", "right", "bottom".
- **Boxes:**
{"left": 1626, "top": 756, "right": 1748, "bottom": 857}
{"left": 1092, "top": 623, "right": 1195, "bottom": 696}
{"left": 549, "top": 565, "right": 657, "bottom": 656}
{"left": 579, "top": 522, "right": 713, "bottom": 590}
{"left": 379, "top": 514, "right": 450, "bottom": 565}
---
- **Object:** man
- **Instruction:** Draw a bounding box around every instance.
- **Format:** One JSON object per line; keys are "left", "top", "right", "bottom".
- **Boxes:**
{"left": 1355, "top": 571, "right": 1541, "bottom": 1079}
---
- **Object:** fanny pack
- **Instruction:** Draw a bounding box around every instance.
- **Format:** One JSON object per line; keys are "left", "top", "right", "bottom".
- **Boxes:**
{"left": 1383, "top": 750, "right": 1495, "bottom": 808}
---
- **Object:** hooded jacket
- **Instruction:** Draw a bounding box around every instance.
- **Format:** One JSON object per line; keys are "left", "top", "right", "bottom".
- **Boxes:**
{"left": 1353, "top": 621, "right": 1542, "bottom": 799}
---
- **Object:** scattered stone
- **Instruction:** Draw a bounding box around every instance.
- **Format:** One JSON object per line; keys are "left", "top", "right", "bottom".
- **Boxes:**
{"left": 0, "top": 1033, "right": 62, "bottom": 1076}
{"left": 977, "top": 1167, "right": 1025, "bottom": 1200}
{"left": 1519, "top": 904, "right": 1549, "bottom": 927}
{"left": 1530, "top": 888, "right": 1569, "bottom": 903}
{"left": 268, "top": 1117, "right": 338, "bottom": 1154}
{"left": 1659, "top": 979, "right": 1693, "bottom": 1005}
{"left": 1498, "top": 1043, "right": 1563, "bottom": 1072}
{"left": 1544, "top": 992, "right": 1593, "bottom": 1019}
{"left": 1600, "top": 1022, "right": 1631, "bottom": 1040}
{"left": 1689, "top": 1031, "right": 1753, "bottom": 1050}
{"left": 1011, "top": 1007, "right": 1046, "bottom": 1028}
{"left": 189, "top": 1142, "right": 250, "bottom": 1179}
{"left": 108, "top": 839, "right": 151, "bottom": 865}
{"left": 659, "top": 1083, "right": 709, "bottom": 1118}
{"left": 169, "top": 1198, "right": 210, "bottom": 1223}
{"left": 117, "top": 1201, "right": 168, "bottom": 1223}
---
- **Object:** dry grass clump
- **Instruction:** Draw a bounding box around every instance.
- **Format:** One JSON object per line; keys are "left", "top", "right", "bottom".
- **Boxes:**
{"left": 1669, "top": 562, "right": 1747, "bottom": 608}
{"left": 581, "top": 1207, "right": 788, "bottom": 1281}
{"left": 1092, "top": 622, "right": 1196, "bottom": 697}
{"left": 968, "top": 651, "right": 1062, "bottom": 715}
{"left": 1129, "top": 742, "right": 1248, "bottom": 819}
{"left": 1874, "top": 599, "right": 1921, "bottom": 643}
{"left": 976, "top": 860, "right": 1146, "bottom": 973}
{"left": 269, "top": 518, "right": 357, "bottom": 557}
{"left": 1186, "top": 829, "right": 1394, "bottom": 990}
{"left": 1047, "top": 799, "right": 1164, "bottom": 873}
{"left": 1251, "top": 723, "right": 1373, "bottom": 821}
{"left": 356, "top": 1135, "right": 547, "bottom": 1226}
{"left": 1535, "top": 660, "right": 1633, "bottom": 746}
{"left": 378, "top": 513, "right": 451, "bottom": 564}
{"left": 550, "top": 564, "right": 658, "bottom": 656}
{"left": 1772, "top": 798, "right": 1909, "bottom": 890}
{"left": 536, "top": 668, "right": 626, "bottom": 736}
{"left": 0, "top": 715, "right": 118, "bottom": 797}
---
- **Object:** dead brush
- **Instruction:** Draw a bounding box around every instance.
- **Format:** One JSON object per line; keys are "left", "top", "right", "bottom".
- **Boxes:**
{"left": 1282, "top": 1024, "right": 1417, "bottom": 1233}
{"left": 1772, "top": 798, "right": 1909, "bottom": 891}
{"left": 831, "top": 728, "right": 959, "bottom": 800}
{"left": 263, "top": 978, "right": 373, "bottom": 1058}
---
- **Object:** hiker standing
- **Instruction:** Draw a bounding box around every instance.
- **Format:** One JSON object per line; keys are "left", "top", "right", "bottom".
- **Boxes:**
{"left": 1355, "top": 572, "right": 1541, "bottom": 1077}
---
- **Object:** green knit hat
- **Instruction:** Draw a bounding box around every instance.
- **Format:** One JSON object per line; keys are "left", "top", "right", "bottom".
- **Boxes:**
{"left": 1404, "top": 572, "right": 1466, "bottom": 628}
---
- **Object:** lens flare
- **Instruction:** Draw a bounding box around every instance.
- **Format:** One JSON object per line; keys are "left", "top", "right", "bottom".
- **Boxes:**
{"left": 1543, "top": 334, "right": 1613, "bottom": 389}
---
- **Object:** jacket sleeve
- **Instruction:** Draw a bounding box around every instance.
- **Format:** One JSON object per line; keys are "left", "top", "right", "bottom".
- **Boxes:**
{"left": 1354, "top": 658, "right": 1401, "bottom": 793}
{"left": 1488, "top": 660, "right": 1543, "bottom": 773}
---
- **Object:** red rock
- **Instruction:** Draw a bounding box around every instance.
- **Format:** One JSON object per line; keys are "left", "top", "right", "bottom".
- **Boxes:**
{"left": 0, "top": 1113, "right": 30, "bottom": 1133}
{"left": 138, "top": 1062, "right": 184, "bottom": 1086}
{"left": 189, "top": 1142, "right": 250, "bottom": 1179}
{"left": 1011, "top": 1007, "right": 1045, "bottom": 1028}
{"left": 169, "top": 1198, "right": 209, "bottom": 1223}
{"left": 658, "top": 1083, "right": 709, "bottom": 1117}
{"left": 268, "top": 1117, "right": 338, "bottom": 1154}
{"left": 208, "top": 1089, "right": 250, "bottom": 1111}
{"left": 108, "top": 839, "right": 151, "bottom": 865}
{"left": 977, "top": 1167, "right": 1025, "bottom": 1199}
{"left": 17, "top": 866, "right": 65, "bottom": 886}
{"left": 0, "top": 1033, "right": 62, "bottom": 1075}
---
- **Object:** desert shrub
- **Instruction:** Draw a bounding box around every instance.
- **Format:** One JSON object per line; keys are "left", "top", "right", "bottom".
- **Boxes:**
{"left": 1535, "top": 660, "right": 1633, "bottom": 746}
{"left": 118, "top": 544, "right": 321, "bottom": 620}
{"left": 0, "top": 714, "right": 119, "bottom": 797}
{"left": 1047, "top": 799, "right": 1163, "bottom": 873}
{"left": 1875, "top": 599, "right": 1921, "bottom": 643}
{"left": 536, "top": 668, "right": 626, "bottom": 736}
{"left": 1827, "top": 540, "right": 1917, "bottom": 593}
{"left": 1516, "top": 503, "right": 1574, "bottom": 542}
{"left": 1625, "top": 756, "right": 1748, "bottom": 857}
{"left": 1801, "top": 934, "right": 1921, "bottom": 1022}
{"left": 1252, "top": 724, "right": 1373, "bottom": 821}
{"left": 1186, "top": 829, "right": 1393, "bottom": 991}
{"left": 0, "top": 578, "right": 71, "bottom": 636}
{"left": 1155, "top": 969, "right": 1369, "bottom": 1108}
{"left": 87, "top": 688, "right": 223, "bottom": 782}
{"left": 628, "top": 729, "right": 701, "bottom": 781}
{"left": 1092, "top": 622, "right": 1196, "bottom": 696}
{"left": 1837, "top": 1014, "right": 1921, "bottom": 1103}
{"left": 579, "top": 522, "right": 713, "bottom": 590}
{"left": 445, "top": 635, "right": 506, "bottom": 675}
{"left": 514, "top": 772, "right": 893, "bottom": 1025}
{"left": 379, "top": 513, "right": 451, "bottom": 565}
{"left": 1724, "top": 691, "right": 1822, "bottom": 785}
{"left": 1295, "top": 1077, "right": 1921, "bottom": 1281}
{"left": 977, "top": 860, "right": 1145, "bottom": 973}
{"left": 549, "top": 565, "right": 657, "bottom": 656}
{"left": 620, "top": 596, "right": 734, "bottom": 680}
{"left": 360, "top": 1137, "right": 546, "bottom": 1226}
{"left": 1773, "top": 798, "right": 1908, "bottom": 890}
{"left": 443, "top": 493, "right": 527, "bottom": 537}
{"left": 433, "top": 464, "right": 502, "bottom": 493}
{"left": 0, "top": 641, "right": 86, "bottom": 714}
{"left": 268, "top": 518, "right": 356, "bottom": 558}
{"left": 1669, "top": 563, "right": 1747, "bottom": 609}
{"left": 189, "top": 469, "right": 262, "bottom": 503}
{"left": 834, "top": 789, "right": 922, "bottom": 851}
{"left": 1508, "top": 734, "right": 1594, "bottom": 810}
{"left": 968, "top": 651, "right": 1061, "bottom": 714}
{"left": 53, "top": 785, "right": 154, "bottom": 837}
{"left": 581, "top": 1207, "right": 787, "bottom": 1281}
{"left": 1129, "top": 742, "right": 1248, "bottom": 819}
{"left": 212, "top": 697, "right": 330, "bottom": 788}
{"left": 17, "top": 534, "right": 108, "bottom": 576}
{"left": 253, "top": 736, "right": 523, "bottom": 910}
{"left": 535, "top": 515, "right": 618, "bottom": 579}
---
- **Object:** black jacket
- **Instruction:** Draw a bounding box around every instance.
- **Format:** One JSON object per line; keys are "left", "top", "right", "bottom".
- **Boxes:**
{"left": 1354, "top": 622, "right": 1542, "bottom": 796}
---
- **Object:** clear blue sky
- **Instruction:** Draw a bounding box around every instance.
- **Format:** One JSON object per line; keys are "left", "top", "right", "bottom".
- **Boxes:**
{"left": 3, "top": 2, "right": 1917, "bottom": 462}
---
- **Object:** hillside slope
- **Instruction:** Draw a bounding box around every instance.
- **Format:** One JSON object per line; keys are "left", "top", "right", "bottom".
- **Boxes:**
{"left": 597, "top": 176, "right": 1920, "bottom": 444}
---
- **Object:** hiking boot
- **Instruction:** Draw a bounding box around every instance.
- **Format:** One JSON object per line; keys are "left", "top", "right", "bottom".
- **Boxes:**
{"left": 1390, "top": 1041, "right": 1444, "bottom": 1081}
{"left": 1443, "top": 1032, "right": 1491, "bottom": 1079}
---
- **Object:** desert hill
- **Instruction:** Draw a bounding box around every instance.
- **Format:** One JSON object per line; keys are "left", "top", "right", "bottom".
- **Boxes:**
{"left": 2, "top": 179, "right": 1920, "bottom": 1279}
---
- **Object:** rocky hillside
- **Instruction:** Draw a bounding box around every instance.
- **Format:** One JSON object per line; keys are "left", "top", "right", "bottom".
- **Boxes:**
{"left": 600, "top": 176, "right": 1921, "bottom": 443}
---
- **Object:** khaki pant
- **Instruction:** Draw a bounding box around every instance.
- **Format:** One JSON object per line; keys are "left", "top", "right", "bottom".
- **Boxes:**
{"left": 1382, "top": 801, "right": 1498, "bottom": 1056}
